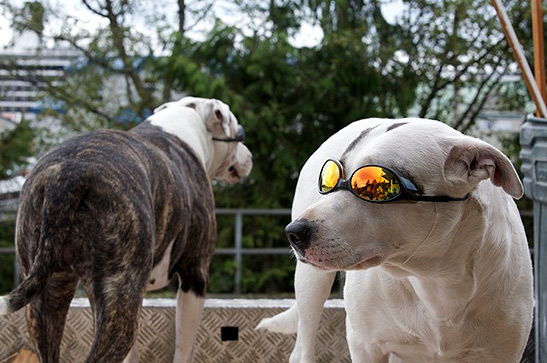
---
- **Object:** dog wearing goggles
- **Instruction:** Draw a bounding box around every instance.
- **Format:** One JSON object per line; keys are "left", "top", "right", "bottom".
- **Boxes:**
{"left": 0, "top": 97, "right": 252, "bottom": 362}
{"left": 257, "top": 118, "right": 533, "bottom": 362}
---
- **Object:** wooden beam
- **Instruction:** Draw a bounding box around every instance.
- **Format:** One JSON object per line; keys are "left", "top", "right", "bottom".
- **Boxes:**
{"left": 0, "top": 348, "right": 39, "bottom": 363}
{"left": 492, "top": 0, "right": 547, "bottom": 118}
{"left": 532, "top": 0, "right": 546, "bottom": 117}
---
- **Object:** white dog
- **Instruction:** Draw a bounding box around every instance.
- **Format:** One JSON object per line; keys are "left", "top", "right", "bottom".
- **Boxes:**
{"left": 257, "top": 118, "right": 533, "bottom": 362}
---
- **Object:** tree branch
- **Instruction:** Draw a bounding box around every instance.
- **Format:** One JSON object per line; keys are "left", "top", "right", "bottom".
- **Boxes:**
{"left": 17, "top": 69, "right": 116, "bottom": 124}
{"left": 452, "top": 60, "right": 507, "bottom": 131}
{"left": 81, "top": 0, "right": 107, "bottom": 18}
{"left": 101, "top": 0, "right": 152, "bottom": 114}
{"left": 53, "top": 34, "right": 117, "bottom": 72}
{"left": 162, "top": 0, "right": 187, "bottom": 102}
{"left": 460, "top": 83, "right": 500, "bottom": 134}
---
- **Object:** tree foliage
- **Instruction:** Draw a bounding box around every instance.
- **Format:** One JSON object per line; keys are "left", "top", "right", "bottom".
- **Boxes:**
{"left": 0, "top": 121, "right": 34, "bottom": 178}
{"left": 0, "top": 0, "right": 536, "bottom": 294}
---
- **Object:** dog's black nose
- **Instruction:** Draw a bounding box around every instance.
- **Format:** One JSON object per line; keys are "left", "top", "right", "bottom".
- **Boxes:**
{"left": 285, "top": 219, "right": 315, "bottom": 254}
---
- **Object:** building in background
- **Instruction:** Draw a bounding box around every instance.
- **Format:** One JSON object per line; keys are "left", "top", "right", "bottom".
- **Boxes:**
{"left": 0, "top": 31, "right": 80, "bottom": 124}
{"left": 469, "top": 74, "right": 529, "bottom": 149}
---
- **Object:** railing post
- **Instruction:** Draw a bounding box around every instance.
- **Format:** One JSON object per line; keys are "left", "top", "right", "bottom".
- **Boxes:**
{"left": 521, "top": 115, "right": 547, "bottom": 361}
{"left": 234, "top": 212, "right": 243, "bottom": 294}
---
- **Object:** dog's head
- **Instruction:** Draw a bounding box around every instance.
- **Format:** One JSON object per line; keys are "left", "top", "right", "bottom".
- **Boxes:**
{"left": 286, "top": 118, "right": 522, "bottom": 272}
{"left": 153, "top": 97, "right": 252, "bottom": 183}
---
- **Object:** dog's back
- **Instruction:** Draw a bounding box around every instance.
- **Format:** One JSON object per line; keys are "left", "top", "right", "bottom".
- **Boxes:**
{"left": 0, "top": 129, "right": 216, "bottom": 362}
{"left": 7, "top": 128, "right": 215, "bottom": 308}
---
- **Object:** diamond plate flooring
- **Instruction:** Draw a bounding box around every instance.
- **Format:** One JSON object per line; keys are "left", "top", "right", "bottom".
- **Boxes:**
{"left": 0, "top": 299, "right": 350, "bottom": 362}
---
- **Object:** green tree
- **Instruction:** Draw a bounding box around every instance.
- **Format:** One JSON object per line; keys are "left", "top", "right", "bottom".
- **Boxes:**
{"left": 398, "top": 0, "right": 534, "bottom": 132}
{"left": 154, "top": 0, "right": 534, "bottom": 293}
{"left": 12, "top": 1, "right": 45, "bottom": 38}
{"left": 0, "top": 122, "right": 32, "bottom": 294}
{"left": 0, "top": 218, "right": 16, "bottom": 294}
{"left": 0, "top": 121, "right": 34, "bottom": 178}
{"left": 0, "top": 0, "right": 536, "bottom": 294}
{"left": 0, "top": 0, "right": 205, "bottom": 135}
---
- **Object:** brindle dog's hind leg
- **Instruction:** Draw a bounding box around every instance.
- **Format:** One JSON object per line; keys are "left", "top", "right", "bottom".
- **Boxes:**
{"left": 26, "top": 271, "right": 79, "bottom": 363}
{"left": 82, "top": 270, "right": 149, "bottom": 363}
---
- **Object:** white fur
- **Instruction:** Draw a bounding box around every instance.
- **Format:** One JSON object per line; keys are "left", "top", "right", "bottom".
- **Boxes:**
{"left": 146, "top": 239, "right": 175, "bottom": 291}
{"left": 149, "top": 97, "right": 252, "bottom": 182}
{"left": 255, "top": 304, "right": 298, "bottom": 333}
{"left": 257, "top": 118, "right": 533, "bottom": 362}
{"left": 150, "top": 105, "right": 211, "bottom": 165}
{"left": 0, "top": 296, "right": 9, "bottom": 315}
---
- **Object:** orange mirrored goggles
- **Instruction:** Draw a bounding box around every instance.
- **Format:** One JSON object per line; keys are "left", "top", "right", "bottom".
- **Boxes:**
{"left": 319, "top": 159, "right": 468, "bottom": 203}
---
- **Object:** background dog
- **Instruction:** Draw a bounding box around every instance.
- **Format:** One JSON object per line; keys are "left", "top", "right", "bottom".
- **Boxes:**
{"left": 0, "top": 97, "right": 252, "bottom": 363}
{"left": 258, "top": 118, "right": 533, "bottom": 362}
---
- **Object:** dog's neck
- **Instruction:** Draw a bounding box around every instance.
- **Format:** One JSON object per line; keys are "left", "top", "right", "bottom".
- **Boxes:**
{"left": 382, "top": 197, "right": 488, "bottom": 322}
{"left": 148, "top": 106, "right": 224, "bottom": 179}
{"left": 383, "top": 187, "right": 523, "bottom": 328}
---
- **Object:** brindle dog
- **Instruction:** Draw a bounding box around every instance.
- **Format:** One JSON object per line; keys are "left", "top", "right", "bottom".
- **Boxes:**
{"left": 0, "top": 97, "right": 252, "bottom": 363}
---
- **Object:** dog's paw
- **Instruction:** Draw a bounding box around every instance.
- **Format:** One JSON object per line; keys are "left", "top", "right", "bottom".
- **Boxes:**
{"left": 255, "top": 316, "right": 287, "bottom": 333}
{"left": 255, "top": 306, "right": 298, "bottom": 334}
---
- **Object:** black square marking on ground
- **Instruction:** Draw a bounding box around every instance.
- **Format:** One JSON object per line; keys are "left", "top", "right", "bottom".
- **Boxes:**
{"left": 221, "top": 326, "right": 239, "bottom": 341}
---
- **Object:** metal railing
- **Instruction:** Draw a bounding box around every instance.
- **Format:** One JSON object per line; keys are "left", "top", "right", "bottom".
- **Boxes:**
{"left": 215, "top": 208, "right": 291, "bottom": 294}
{"left": 0, "top": 199, "right": 535, "bottom": 294}
{"left": 0, "top": 205, "right": 291, "bottom": 294}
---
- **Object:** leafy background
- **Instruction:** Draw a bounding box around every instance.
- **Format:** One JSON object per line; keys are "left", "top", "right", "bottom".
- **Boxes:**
{"left": 0, "top": 0, "right": 538, "bottom": 295}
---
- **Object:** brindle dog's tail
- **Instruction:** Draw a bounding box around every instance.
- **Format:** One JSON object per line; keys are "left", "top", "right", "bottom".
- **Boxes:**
{"left": 0, "top": 257, "right": 50, "bottom": 315}
{"left": 0, "top": 168, "right": 85, "bottom": 315}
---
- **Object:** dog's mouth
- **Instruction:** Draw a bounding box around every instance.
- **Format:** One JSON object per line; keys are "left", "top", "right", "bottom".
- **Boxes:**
{"left": 296, "top": 251, "right": 384, "bottom": 271}
{"left": 216, "top": 162, "right": 251, "bottom": 184}
{"left": 292, "top": 249, "right": 329, "bottom": 270}
{"left": 228, "top": 165, "right": 241, "bottom": 180}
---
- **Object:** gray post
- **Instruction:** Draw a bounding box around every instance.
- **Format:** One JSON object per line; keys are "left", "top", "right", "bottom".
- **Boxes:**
{"left": 520, "top": 115, "right": 547, "bottom": 362}
{"left": 234, "top": 212, "right": 243, "bottom": 295}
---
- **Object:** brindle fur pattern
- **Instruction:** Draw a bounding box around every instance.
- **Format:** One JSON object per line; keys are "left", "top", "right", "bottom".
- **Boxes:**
{"left": 13, "top": 123, "right": 215, "bottom": 362}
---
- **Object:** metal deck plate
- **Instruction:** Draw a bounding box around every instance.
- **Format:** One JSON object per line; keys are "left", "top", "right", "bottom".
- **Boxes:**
{"left": 0, "top": 299, "right": 350, "bottom": 362}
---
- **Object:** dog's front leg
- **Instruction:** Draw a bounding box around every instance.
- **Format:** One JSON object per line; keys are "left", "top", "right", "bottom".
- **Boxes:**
{"left": 290, "top": 261, "right": 337, "bottom": 363}
{"left": 173, "top": 286, "right": 205, "bottom": 363}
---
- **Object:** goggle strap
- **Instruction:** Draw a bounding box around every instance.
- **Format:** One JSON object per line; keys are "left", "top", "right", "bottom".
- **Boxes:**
{"left": 404, "top": 194, "right": 469, "bottom": 202}
{"left": 212, "top": 125, "right": 245, "bottom": 142}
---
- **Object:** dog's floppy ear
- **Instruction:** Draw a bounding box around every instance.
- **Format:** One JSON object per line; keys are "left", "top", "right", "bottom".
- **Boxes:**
{"left": 206, "top": 99, "right": 232, "bottom": 136}
{"left": 182, "top": 98, "right": 231, "bottom": 137}
{"left": 444, "top": 137, "right": 523, "bottom": 199}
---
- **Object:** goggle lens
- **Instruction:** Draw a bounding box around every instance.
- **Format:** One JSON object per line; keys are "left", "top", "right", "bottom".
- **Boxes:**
{"left": 319, "top": 158, "right": 467, "bottom": 203}
{"left": 320, "top": 160, "right": 341, "bottom": 193}
{"left": 350, "top": 166, "right": 401, "bottom": 201}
